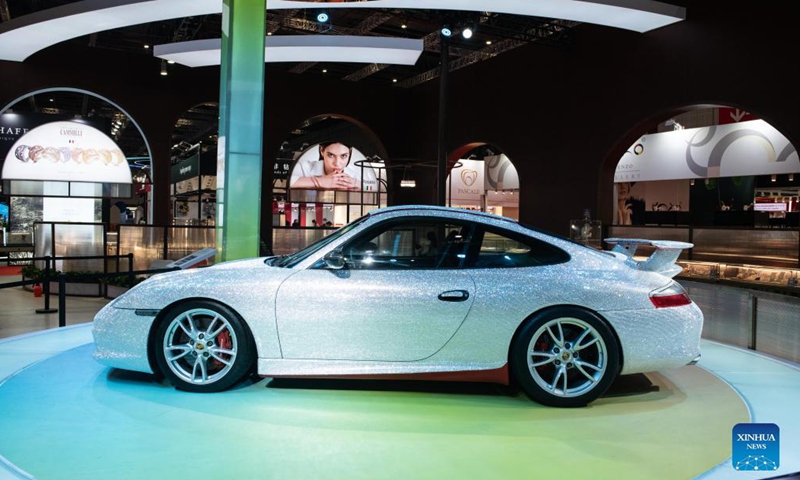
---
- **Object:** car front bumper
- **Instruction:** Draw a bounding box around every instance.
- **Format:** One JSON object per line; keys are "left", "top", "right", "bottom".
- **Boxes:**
{"left": 92, "top": 303, "right": 157, "bottom": 374}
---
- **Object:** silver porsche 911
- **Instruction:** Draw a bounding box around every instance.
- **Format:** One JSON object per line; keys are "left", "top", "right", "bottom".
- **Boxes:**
{"left": 93, "top": 205, "right": 702, "bottom": 407}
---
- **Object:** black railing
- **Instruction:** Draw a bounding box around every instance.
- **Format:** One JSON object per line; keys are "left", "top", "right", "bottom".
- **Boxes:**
{"left": 0, "top": 253, "right": 180, "bottom": 327}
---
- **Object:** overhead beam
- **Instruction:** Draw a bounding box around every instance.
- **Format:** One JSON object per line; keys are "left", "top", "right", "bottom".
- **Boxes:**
{"left": 398, "top": 20, "right": 577, "bottom": 88}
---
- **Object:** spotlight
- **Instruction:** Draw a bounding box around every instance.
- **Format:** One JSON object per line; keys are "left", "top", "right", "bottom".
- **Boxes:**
{"left": 316, "top": 11, "right": 329, "bottom": 23}
{"left": 167, "top": 60, "right": 175, "bottom": 64}
{"left": 441, "top": 26, "right": 452, "bottom": 37}
{"left": 160, "top": 60, "right": 168, "bottom": 76}
{"left": 401, "top": 23, "right": 407, "bottom": 29}
{"left": 771, "top": 174, "right": 777, "bottom": 182}
{"left": 462, "top": 27, "right": 474, "bottom": 39}
{"left": 790, "top": 174, "right": 795, "bottom": 181}
{"left": 143, "top": 44, "right": 150, "bottom": 49}
{"left": 392, "top": 78, "right": 397, "bottom": 83}
{"left": 486, "top": 40, "right": 492, "bottom": 45}
{"left": 322, "top": 68, "right": 328, "bottom": 73}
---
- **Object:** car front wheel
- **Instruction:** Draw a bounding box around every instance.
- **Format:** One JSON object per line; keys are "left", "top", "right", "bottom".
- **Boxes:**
{"left": 154, "top": 300, "right": 255, "bottom": 393}
{"left": 511, "top": 307, "right": 620, "bottom": 407}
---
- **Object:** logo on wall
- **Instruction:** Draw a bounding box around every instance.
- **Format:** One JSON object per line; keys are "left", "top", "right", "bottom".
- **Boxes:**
{"left": 461, "top": 169, "right": 478, "bottom": 186}
{"left": 732, "top": 423, "right": 779, "bottom": 472}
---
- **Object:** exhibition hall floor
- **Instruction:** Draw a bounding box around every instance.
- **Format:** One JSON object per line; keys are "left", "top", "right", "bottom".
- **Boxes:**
{"left": 1, "top": 323, "right": 799, "bottom": 480}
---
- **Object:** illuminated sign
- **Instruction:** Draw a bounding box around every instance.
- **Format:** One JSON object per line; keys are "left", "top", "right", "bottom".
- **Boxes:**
{"left": 2, "top": 121, "right": 132, "bottom": 184}
{"left": 753, "top": 203, "right": 788, "bottom": 212}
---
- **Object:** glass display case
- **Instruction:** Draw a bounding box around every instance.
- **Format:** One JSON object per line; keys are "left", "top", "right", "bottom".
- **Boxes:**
{"left": 678, "top": 260, "right": 800, "bottom": 291}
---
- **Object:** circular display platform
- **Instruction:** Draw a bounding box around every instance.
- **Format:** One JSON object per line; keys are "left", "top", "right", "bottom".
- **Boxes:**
{"left": 0, "top": 338, "right": 748, "bottom": 480}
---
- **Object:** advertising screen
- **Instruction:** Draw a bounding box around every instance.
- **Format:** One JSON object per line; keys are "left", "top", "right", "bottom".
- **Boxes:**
{"left": 289, "top": 142, "right": 378, "bottom": 192}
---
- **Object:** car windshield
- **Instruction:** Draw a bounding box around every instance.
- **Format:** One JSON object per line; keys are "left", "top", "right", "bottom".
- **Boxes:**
{"left": 269, "top": 215, "right": 369, "bottom": 268}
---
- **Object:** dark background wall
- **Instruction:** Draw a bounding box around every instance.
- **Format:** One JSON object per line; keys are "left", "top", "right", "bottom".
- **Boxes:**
{"left": 0, "top": 0, "right": 798, "bottom": 240}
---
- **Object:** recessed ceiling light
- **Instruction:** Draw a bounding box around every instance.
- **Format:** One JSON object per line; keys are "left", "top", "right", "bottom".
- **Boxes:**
{"left": 401, "top": 24, "right": 407, "bottom": 29}
{"left": 267, "top": 32, "right": 273, "bottom": 36}
{"left": 486, "top": 40, "right": 492, "bottom": 45}
{"left": 392, "top": 78, "right": 397, "bottom": 83}
{"left": 144, "top": 44, "right": 150, "bottom": 49}
{"left": 322, "top": 69, "right": 327, "bottom": 73}
{"left": 167, "top": 60, "right": 175, "bottom": 64}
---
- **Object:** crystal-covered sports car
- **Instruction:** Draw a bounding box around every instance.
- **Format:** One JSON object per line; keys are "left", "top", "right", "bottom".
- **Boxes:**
{"left": 93, "top": 205, "right": 702, "bottom": 407}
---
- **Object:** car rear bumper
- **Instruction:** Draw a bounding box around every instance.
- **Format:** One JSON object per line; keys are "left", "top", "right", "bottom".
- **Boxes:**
{"left": 604, "top": 302, "right": 704, "bottom": 375}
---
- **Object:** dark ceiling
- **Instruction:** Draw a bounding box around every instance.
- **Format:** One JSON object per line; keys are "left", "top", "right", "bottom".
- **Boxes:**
{"left": 0, "top": 0, "right": 578, "bottom": 163}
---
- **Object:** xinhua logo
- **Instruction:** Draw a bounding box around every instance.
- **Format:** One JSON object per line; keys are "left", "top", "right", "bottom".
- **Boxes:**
{"left": 732, "top": 423, "right": 779, "bottom": 472}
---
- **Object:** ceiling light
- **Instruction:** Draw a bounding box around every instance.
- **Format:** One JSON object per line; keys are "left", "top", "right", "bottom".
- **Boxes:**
{"left": 771, "top": 174, "right": 777, "bottom": 182}
{"left": 144, "top": 44, "right": 150, "bottom": 49}
{"left": 267, "top": 32, "right": 273, "bottom": 36}
{"left": 790, "top": 174, "right": 795, "bottom": 181}
{"left": 401, "top": 166, "right": 416, "bottom": 188}
{"left": 322, "top": 68, "right": 327, "bottom": 73}
{"left": 49, "top": 98, "right": 54, "bottom": 102}
{"left": 392, "top": 78, "right": 397, "bottom": 83}
{"left": 486, "top": 40, "right": 492, "bottom": 45}
{"left": 462, "top": 27, "right": 473, "bottom": 39}
{"left": 401, "top": 24, "right": 407, "bottom": 29}
{"left": 167, "top": 59, "right": 175, "bottom": 64}
{"left": 441, "top": 26, "right": 452, "bottom": 37}
{"left": 316, "top": 12, "right": 329, "bottom": 23}
{"left": 160, "top": 60, "right": 168, "bottom": 76}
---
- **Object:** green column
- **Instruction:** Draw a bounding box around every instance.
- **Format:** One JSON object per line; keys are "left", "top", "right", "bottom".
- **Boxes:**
{"left": 216, "top": 0, "right": 266, "bottom": 261}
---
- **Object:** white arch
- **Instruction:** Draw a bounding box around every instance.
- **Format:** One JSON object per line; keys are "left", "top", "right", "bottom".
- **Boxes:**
{"left": 0, "top": 0, "right": 685, "bottom": 62}
{"left": 0, "top": 87, "right": 155, "bottom": 220}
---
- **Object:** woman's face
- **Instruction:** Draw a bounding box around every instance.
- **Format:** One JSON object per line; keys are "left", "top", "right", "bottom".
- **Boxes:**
{"left": 618, "top": 182, "right": 631, "bottom": 198}
{"left": 320, "top": 143, "right": 351, "bottom": 174}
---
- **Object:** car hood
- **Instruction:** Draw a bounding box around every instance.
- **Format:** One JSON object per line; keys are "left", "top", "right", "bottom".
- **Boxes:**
{"left": 110, "top": 257, "right": 293, "bottom": 310}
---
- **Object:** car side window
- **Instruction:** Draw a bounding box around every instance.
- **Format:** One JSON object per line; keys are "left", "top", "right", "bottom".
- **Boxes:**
{"left": 473, "top": 228, "right": 570, "bottom": 268}
{"left": 341, "top": 219, "right": 473, "bottom": 270}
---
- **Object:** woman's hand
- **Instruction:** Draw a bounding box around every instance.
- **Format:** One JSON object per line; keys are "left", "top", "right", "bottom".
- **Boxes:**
{"left": 314, "top": 172, "right": 358, "bottom": 190}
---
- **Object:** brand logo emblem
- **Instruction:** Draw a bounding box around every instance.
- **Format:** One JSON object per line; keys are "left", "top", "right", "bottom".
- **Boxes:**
{"left": 732, "top": 423, "right": 779, "bottom": 472}
{"left": 461, "top": 169, "right": 478, "bottom": 186}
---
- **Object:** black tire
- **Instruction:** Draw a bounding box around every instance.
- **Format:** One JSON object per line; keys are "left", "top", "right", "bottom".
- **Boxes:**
{"left": 511, "top": 307, "right": 620, "bottom": 407}
{"left": 153, "top": 300, "right": 255, "bottom": 393}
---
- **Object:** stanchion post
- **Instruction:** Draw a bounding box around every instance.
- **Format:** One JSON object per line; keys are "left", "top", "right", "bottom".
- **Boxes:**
{"left": 58, "top": 274, "right": 66, "bottom": 327}
{"left": 36, "top": 255, "right": 58, "bottom": 314}
{"left": 127, "top": 253, "right": 134, "bottom": 283}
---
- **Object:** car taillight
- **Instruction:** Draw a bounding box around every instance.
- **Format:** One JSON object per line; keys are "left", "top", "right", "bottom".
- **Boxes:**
{"left": 650, "top": 282, "right": 692, "bottom": 308}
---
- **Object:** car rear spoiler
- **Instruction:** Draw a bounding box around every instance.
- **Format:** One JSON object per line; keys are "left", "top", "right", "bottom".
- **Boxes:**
{"left": 604, "top": 238, "right": 693, "bottom": 278}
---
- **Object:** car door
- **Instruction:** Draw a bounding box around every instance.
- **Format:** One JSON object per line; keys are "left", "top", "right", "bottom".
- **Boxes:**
{"left": 275, "top": 217, "right": 476, "bottom": 362}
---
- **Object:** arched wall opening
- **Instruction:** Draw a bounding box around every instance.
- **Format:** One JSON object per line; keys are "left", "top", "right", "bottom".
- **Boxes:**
{"left": 446, "top": 142, "right": 520, "bottom": 220}
{"left": 0, "top": 88, "right": 153, "bottom": 243}
{"left": 602, "top": 104, "right": 800, "bottom": 270}
{"left": 270, "top": 114, "right": 390, "bottom": 254}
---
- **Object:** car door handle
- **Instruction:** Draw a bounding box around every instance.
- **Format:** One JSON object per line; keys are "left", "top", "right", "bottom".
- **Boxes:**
{"left": 438, "top": 290, "right": 470, "bottom": 302}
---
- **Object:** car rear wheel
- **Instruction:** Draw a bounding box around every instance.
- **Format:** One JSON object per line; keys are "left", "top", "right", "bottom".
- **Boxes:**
{"left": 511, "top": 307, "right": 619, "bottom": 407}
{"left": 154, "top": 300, "right": 255, "bottom": 393}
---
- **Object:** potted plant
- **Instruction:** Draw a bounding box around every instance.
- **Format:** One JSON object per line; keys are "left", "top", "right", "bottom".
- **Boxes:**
{"left": 104, "top": 274, "right": 147, "bottom": 299}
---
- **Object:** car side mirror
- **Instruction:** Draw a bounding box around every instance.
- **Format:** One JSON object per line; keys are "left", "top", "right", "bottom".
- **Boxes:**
{"left": 323, "top": 249, "right": 345, "bottom": 270}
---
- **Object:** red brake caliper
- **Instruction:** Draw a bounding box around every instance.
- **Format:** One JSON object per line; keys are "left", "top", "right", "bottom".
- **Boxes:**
{"left": 212, "top": 331, "right": 232, "bottom": 370}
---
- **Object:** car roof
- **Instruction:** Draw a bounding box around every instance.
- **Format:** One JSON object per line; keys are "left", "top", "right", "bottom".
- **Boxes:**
{"left": 369, "top": 205, "right": 520, "bottom": 226}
